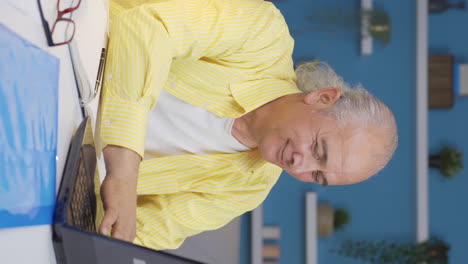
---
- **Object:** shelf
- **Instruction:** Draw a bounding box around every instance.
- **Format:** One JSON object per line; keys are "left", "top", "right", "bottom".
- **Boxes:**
{"left": 251, "top": 205, "right": 263, "bottom": 264}
{"left": 306, "top": 192, "right": 318, "bottom": 264}
{"left": 361, "top": 0, "right": 373, "bottom": 56}
{"left": 416, "top": 0, "right": 429, "bottom": 243}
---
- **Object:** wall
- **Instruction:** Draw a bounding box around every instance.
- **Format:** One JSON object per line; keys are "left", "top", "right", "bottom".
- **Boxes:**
{"left": 428, "top": 3, "right": 468, "bottom": 263}
{"left": 240, "top": 1, "right": 468, "bottom": 263}
{"left": 267, "top": 0, "right": 417, "bottom": 262}
{"left": 240, "top": 0, "right": 419, "bottom": 263}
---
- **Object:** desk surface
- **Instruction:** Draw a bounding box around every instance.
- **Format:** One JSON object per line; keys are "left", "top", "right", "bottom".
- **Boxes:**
{"left": 0, "top": 0, "right": 105, "bottom": 263}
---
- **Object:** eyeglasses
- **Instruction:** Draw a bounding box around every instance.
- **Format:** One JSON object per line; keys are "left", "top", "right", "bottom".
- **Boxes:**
{"left": 37, "top": 0, "right": 82, "bottom": 46}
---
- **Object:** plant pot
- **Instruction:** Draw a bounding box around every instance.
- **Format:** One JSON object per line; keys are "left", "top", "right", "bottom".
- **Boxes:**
{"left": 317, "top": 204, "right": 334, "bottom": 237}
{"left": 429, "top": 155, "right": 441, "bottom": 168}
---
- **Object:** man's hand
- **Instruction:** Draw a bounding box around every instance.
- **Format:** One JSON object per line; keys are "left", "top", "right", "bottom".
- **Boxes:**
{"left": 99, "top": 173, "right": 137, "bottom": 241}
{"left": 99, "top": 145, "right": 141, "bottom": 242}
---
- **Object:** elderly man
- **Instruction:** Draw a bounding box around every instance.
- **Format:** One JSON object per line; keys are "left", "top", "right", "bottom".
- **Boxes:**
{"left": 97, "top": 0, "right": 397, "bottom": 250}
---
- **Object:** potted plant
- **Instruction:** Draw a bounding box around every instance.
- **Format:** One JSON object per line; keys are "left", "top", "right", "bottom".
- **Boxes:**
{"left": 366, "top": 10, "right": 391, "bottom": 46}
{"left": 333, "top": 236, "right": 450, "bottom": 263}
{"left": 429, "top": 147, "right": 463, "bottom": 178}
{"left": 334, "top": 208, "right": 351, "bottom": 231}
{"left": 305, "top": 8, "right": 392, "bottom": 46}
{"left": 317, "top": 205, "right": 350, "bottom": 237}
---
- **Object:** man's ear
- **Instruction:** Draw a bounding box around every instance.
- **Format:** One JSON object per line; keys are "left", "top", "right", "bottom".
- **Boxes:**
{"left": 304, "top": 87, "right": 341, "bottom": 106}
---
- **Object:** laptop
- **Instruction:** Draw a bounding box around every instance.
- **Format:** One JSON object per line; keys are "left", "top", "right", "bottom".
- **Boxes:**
{"left": 52, "top": 117, "right": 204, "bottom": 264}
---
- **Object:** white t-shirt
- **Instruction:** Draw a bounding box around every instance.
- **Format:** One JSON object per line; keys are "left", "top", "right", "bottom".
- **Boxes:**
{"left": 144, "top": 90, "right": 250, "bottom": 159}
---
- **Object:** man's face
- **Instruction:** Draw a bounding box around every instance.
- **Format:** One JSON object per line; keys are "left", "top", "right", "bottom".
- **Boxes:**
{"left": 255, "top": 90, "right": 383, "bottom": 186}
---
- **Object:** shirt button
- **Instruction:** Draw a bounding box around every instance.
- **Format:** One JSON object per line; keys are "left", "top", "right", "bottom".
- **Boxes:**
{"left": 170, "top": 81, "right": 176, "bottom": 88}
{"left": 104, "top": 119, "right": 111, "bottom": 125}
{"left": 108, "top": 74, "right": 113, "bottom": 80}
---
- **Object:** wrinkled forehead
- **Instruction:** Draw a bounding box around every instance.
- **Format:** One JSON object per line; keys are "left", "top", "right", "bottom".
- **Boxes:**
{"left": 325, "top": 126, "right": 380, "bottom": 185}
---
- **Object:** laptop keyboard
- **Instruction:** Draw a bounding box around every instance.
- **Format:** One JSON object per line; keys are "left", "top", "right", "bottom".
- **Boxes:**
{"left": 67, "top": 148, "right": 97, "bottom": 233}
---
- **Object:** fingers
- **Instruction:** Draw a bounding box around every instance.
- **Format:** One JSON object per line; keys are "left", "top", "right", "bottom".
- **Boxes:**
{"left": 99, "top": 209, "right": 136, "bottom": 242}
{"left": 112, "top": 218, "right": 137, "bottom": 242}
{"left": 99, "top": 208, "right": 118, "bottom": 236}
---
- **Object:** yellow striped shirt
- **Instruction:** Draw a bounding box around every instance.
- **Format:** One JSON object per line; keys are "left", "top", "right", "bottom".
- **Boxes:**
{"left": 97, "top": 0, "right": 301, "bottom": 250}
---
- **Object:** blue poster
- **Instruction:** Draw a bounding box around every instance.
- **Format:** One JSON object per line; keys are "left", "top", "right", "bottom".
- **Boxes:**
{"left": 0, "top": 24, "right": 59, "bottom": 228}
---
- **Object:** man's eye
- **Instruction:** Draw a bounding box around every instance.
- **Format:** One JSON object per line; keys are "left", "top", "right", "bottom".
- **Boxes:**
{"left": 313, "top": 142, "right": 321, "bottom": 160}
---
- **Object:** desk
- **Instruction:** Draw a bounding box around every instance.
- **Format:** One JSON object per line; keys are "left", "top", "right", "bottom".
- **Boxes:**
{"left": 0, "top": 1, "right": 104, "bottom": 262}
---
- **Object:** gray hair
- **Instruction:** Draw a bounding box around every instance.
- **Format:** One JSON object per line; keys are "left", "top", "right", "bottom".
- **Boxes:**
{"left": 295, "top": 60, "right": 398, "bottom": 172}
